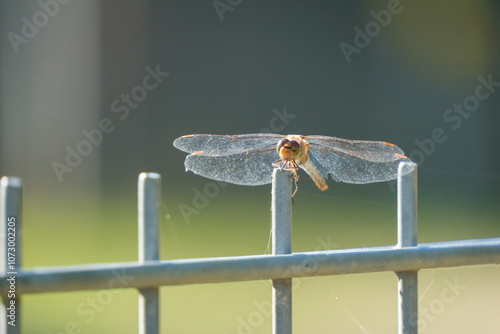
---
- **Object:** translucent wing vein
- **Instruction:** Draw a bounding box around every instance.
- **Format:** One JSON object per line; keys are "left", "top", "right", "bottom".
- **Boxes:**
{"left": 184, "top": 147, "right": 278, "bottom": 186}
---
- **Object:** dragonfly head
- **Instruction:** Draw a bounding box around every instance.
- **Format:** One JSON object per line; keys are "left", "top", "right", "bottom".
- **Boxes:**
{"left": 277, "top": 138, "right": 300, "bottom": 161}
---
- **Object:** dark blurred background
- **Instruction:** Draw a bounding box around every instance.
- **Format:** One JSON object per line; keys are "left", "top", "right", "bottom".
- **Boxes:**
{"left": 1, "top": 1, "right": 499, "bottom": 333}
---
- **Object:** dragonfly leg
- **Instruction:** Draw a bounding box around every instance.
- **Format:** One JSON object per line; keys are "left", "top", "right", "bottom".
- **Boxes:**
{"left": 272, "top": 159, "right": 284, "bottom": 170}
{"left": 291, "top": 177, "right": 298, "bottom": 199}
{"left": 290, "top": 161, "right": 299, "bottom": 198}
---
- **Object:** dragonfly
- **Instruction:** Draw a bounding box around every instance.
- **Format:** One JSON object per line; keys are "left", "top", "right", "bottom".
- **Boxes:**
{"left": 173, "top": 133, "right": 413, "bottom": 196}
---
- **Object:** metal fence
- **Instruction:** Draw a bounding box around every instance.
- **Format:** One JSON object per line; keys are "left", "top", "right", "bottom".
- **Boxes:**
{"left": 1, "top": 162, "right": 500, "bottom": 334}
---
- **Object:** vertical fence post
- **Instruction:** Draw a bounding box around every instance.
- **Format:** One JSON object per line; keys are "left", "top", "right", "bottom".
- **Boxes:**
{"left": 271, "top": 168, "right": 293, "bottom": 334}
{"left": 0, "top": 177, "right": 23, "bottom": 334}
{"left": 138, "top": 173, "right": 161, "bottom": 334}
{"left": 396, "top": 162, "right": 418, "bottom": 334}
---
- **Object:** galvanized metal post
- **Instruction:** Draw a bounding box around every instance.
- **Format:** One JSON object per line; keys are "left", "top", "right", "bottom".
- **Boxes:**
{"left": 396, "top": 162, "right": 418, "bottom": 334}
{"left": 271, "top": 168, "right": 293, "bottom": 334}
{"left": 0, "top": 177, "right": 22, "bottom": 334}
{"left": 138, "top": 173, "right": 161, "bottom": 334}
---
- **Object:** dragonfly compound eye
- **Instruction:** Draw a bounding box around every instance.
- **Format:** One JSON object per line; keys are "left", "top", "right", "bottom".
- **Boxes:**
{"left": 277, "top": 138, "right": 289, "bottom": 153}
{"left": 288, "top": 140, "right": 300, "bottom": 150}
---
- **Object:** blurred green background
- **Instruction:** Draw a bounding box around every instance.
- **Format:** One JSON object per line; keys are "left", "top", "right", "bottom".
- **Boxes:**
{"left": 1, "top": 0, "right": 499, "bottom": 333}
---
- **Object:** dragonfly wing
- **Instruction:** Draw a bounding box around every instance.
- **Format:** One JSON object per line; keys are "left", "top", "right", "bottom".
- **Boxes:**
{"left": 306, "top": 135, "right": 406, "bottom": 162}
{"left": 308, "top": 146, "right": 413, "bottom": 184}
{"left": 184, "top": 147, "right": 278, "bottom": 186}
{"left": 174, "top": 134, "right": 283, "bottom": 155}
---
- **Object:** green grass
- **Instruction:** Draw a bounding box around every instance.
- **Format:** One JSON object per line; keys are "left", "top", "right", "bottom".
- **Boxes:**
{"left": 17, "top": 184, "right": 500, "bottom": 333}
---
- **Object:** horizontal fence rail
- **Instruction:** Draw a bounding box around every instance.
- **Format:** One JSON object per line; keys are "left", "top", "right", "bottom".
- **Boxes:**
{"left": 1, "top": 238, "right": 500, "bottom": 295}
